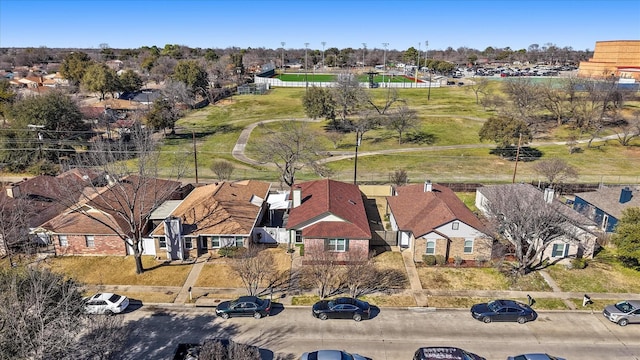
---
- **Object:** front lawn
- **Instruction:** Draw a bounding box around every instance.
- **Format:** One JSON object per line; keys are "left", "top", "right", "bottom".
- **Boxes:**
{"left": 416, "top": 266, "right": 552, "bottom": 292}
{"left": 545, "top": 260, "right": 640, "bottom": 293}
{"left": 44, "top": 256, "right": 192, "bottom": 286}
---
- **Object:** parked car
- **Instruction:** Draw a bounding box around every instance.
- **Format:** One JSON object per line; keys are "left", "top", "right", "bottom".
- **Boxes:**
{"left": 215, "top": 296, "right": 271, "bottom": 319}
{"left": 300, "top": 349, "right": 368, "bottom": 360}
{"left": 414, "top": 346, "right": 485, "bottom": 360}
{"left": 312, "top": 297, "right": 370, "bottom": 321}
{"left": 471, "top": 299, "right": 536, "bottom": 324}
{"left": 84, "top": 292, "right": 130, "bottom": 315}
{"left": 603, "top": 300, "right": 640, "bottom": 326}
{"left": 507, "top": 354, "right": 566, "bottom": 360}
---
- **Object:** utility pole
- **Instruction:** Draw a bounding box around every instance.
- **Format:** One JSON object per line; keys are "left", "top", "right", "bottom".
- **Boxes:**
{"left": 382, "top": 42, "right": 389, "bottom": 84}
{"left": 281, "top": 41, "right": 285, "bottom": 75}
{"left": 362, "top": 43, "right": 366, "bottom": 69}
{"left": 426, "top": 40, "right": 432, "bottom": 101}
{"left": 304, "top": 42, "right": 309, "bottom": 90}
{"left": 192, "top": 131, "right": 199, "bottom": 184}
{"left": 512, "top": 133, "right": 523, "bottom": 183}
{"left": 353, "top": 131, "right": 362, "bottom": 185}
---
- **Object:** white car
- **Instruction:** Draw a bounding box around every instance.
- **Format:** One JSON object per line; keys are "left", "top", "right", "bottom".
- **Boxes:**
{"left": 300, "top": 350, "right": 368, "bottom": 360}
{"left": 84, "top": 293, "right": 130, "bottom": 315}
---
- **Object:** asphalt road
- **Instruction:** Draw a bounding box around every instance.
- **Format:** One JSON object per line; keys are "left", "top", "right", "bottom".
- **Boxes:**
{"left": 121, "top": 305, "right": 640, "bottom": 360}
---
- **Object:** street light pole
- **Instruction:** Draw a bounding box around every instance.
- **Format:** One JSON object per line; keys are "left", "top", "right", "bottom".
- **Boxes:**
{"left": 304, "top": 43, "right": 309, "bottom": 90}
{"left": 362, "top": 43, "right": 366, "bottom": 69}
{"left": 281, "top": 41, "right": 285, "bottom": 75}
{"left": 321, "top": 41, "right": 326, "bottom": 70}
{"left": 416, "top": 42, "right": 421, "bottom": 85}
{"left": 382, "top": 42, "right": 389, "bottom": 84}
{"left": 426, "top": 40, "right": 432, "bottom": 101}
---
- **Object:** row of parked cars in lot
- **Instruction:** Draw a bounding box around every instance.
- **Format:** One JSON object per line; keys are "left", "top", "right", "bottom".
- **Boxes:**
{"left": 88, "top": 292, "right": 639, "bottom": 359}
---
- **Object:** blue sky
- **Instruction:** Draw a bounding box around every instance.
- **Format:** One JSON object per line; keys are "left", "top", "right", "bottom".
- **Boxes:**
{"left": 1, "top": 0, "right": 639, "bottom": 51}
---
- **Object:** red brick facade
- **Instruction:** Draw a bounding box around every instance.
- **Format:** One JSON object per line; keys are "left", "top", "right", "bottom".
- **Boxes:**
{"left": 302, "top": 238, "right": 369, "bottom": 264}
{"left": 53, "top": 234, "right": 127, "bottom": 256}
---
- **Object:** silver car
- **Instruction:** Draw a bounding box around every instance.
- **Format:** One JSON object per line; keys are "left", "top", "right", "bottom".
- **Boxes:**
{"left": 300, "top": 350, "right": 368, "bottom": 360}
{"left": 603, "top": 300, "right": 640, "bottom": 326}
{"left": 507, "top": 354, "right": 566, "bottom": 360}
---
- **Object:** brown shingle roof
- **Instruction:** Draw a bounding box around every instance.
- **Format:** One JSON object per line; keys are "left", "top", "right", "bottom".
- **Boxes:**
{"left": 151, "top": 180, "right": 271, "bottom": 236}
{"left": 287, "top": 179, "right": 371, "bottom": 239}
{"left": 387, "top": 183, "right": 486, "bottom": 237}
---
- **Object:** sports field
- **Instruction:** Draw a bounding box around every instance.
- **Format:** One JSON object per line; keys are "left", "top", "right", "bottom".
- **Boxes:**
{"left": 277, "top": 73, "right": 417, "bottom": 83}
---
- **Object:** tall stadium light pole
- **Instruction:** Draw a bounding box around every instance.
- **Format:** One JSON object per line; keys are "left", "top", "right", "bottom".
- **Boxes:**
{"left": 321, "top": 41, "right": 326, "bottom": 70}
{"left": 426, "top": 40, "right": 432, "bottom": 101}
{"left": 281, "top": 41, "right": 285, "bottom": 75}
{"left": 416, "top": 42, "right": 421, "bottom": 85}
{"left": 362, "top": 43, "right": 366, "bottom": 68}
{"left": 382, "top": 42, "right": 389, "bottom": 84}
{"left": 304, "top": 42, "right": 309, "bottom": 90}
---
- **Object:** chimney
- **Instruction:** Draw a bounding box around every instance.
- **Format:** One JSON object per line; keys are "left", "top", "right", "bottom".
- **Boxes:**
{"left": 292, "top": 188, "right": 302, "bottom": 208}
{"left": 619, "top": 187, "right": 632, "bottom": 204}
{"left": 544, "top": 187, "right": 555, "bottom": 204}
{"left": 5, "top": 184, "right": 21, "bottom": 198}
{"left": 424, "top": 180, "right": 432, "bottom": 192}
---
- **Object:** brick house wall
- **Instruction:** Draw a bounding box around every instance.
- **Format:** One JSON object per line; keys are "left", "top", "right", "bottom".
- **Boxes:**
{"left": 414, "top": 236, "right": 492, "bottom": 263}
{"left": 302, "top": 238, "right": 369, "bottom": 264}
{"left": 54, "top": 234, "right": 126, "bottom": 256}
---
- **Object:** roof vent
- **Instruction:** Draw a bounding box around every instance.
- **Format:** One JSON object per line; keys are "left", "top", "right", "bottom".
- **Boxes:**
{"left": 620, "top": 187, "right": 633, "bottom": 204}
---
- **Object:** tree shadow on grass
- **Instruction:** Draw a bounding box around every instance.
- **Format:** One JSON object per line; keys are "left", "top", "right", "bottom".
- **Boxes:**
{"left": 489, "top": 146, "right": 543, "bottom": 161}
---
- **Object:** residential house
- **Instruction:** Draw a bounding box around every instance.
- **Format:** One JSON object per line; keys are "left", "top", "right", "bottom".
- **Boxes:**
{"left": 573, "top": 185, "right": 640, "bottom": 233}
{"left": 476, "top": 183, "right": 600, "bottom": 261}
{"left": 40, "top": 175, "right": 184, "bottom": 256}
{"left": 387, "top": 181, "right": 493, "bottom": 264}
{"left": 286, "top": 179, "right": 372, "bottom": 263}
{"left": 149, "top": 180, "right": 271, "bottom": 260}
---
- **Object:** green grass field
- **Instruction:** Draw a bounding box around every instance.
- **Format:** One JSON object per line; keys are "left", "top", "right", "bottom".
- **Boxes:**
{"left": 164, "top": 84, "right": 640, "bottom": 184}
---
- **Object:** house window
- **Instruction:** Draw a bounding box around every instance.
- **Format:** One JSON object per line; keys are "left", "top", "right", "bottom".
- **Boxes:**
{"left": 85, "top": 235, "right": 95, "bottom": 248}
{"left": 464, "top": 239, "right": 474, "bottom": 253}
{"left": 552, "top": 243, "right": 567, "bottom": 258}
{"left": 235, "top": 237, "right": 244, "bottom": 248}
{"left": 158, "top": 236, "right": 167, "bottom": 249}
{"left": 59, "top": 235, "right": 68, "bottom": 247}
{"left": 426, "top": 240, "right": 436, "bottom": 255}
{"left": 295, "top": 230, "right": 303, "bottom": 243}
{"left": 220, "top": 236, "right": 235, "bottom": 247}
{"left": 452, "top": 222, "right": 459, "bottom": 230}
{"left": 200, "top": 237, "right": 208, "bottom": 250}
{"left": 184, "top": 237, "right": 193, "bottom": 249}
{"left": 327, "top": 238, "right": 347, "bottom": 252}
{"left": 602, "top": 214, "right": 609, "bottom": 230}
{"left": 211, "top": 236, "right": 220, "bottom": 248}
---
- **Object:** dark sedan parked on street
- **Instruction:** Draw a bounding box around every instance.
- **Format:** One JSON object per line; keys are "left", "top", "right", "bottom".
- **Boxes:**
{"left": 215, "top": 296, "right": 271, "bottom": 319}
{"left": 312, "top": 297, "right": 371, "bottom": 321}
{"left": 471, "top": 299, "right": 537, "bottom": 324}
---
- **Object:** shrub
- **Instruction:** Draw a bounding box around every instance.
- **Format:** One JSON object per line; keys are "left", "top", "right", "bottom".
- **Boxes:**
{"left": 423, "top": 255, "right": 437, "bottom": 266}
{"left": 435, "top": 255, "right": 446, "bottom": 265}
{"left": 475, "top": 255, "right": 489, "bottom": 267}
{"left": 218, "top": 246, "right": 244, "bottom": 258}
{"left": 570, "top": 257, "right": 588, "bottom": 269}
{"left": 296, "top": 244, "right": 304, "bottom": 256}
{"left": 453, "top": 256, "right": 463, "bottom": 267}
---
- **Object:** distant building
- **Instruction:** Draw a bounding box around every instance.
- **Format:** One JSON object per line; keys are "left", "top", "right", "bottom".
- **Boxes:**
{"left": 578, "top": 40, "right": 640, "bottom": 81}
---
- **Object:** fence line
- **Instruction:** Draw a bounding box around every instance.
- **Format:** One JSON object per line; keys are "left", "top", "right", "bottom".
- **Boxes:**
{"left": 253, "top": 76, "right": 441, "bottom": 89}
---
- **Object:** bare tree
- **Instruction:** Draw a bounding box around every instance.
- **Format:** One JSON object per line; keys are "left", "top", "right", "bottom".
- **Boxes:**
{"left": 231, "top": 246, "right": 292, "bottom": 296}
{"left": 253, "top": 121, "right": 326, "bottom": 188}
{"left": 325, "top": 130, "right": 343, "bottom": 149}
{"left": 72, "top": 315, "right": 130, "bottom": 360}
{"left": 465, "top": 77, "right": 490, "bottom": 105}
{"left": 332, "top": 72, "right": 369, "bottom": 124}
{"left": 481, "top": 185, "right": 583, "bottom": 275}
{"left": 0, "top": 266, "right": 85, "bottom": 359}
{"left": 55, "top": 126, "right": 187, "bottom": 274}
{"left": 341, "top": 251, "right": 408, "bottom": 298}
{"left": 533, "top": 158, "right": 578, "bottom": 187}
{"left": 614, "top": 111, "right": 640, "bottom": 146}
{"left": 539, "top": 79, "right": 571, "bottom": 126}
{"left": 0, "top": 194, "right": 34, "bottom": 263}
{"left": 385, "top": 105, "right": 419, "bottom": 144}
{"left": 389, "top": 169, "right": 408, "bottom": 187}
{"left": 210, "top": 160, "right": 234, "bottom": 180}
{"left": 300, "top": 241, "right": 344, "bottom": 299}
{"left": 368, "top": 87, "right": 401, "bottom": 115}
{"left": 199, "top": 338, "right": 261, "bottom": 360}
{"left": 502, "top": 77, "right": 544, "bottom": 135}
